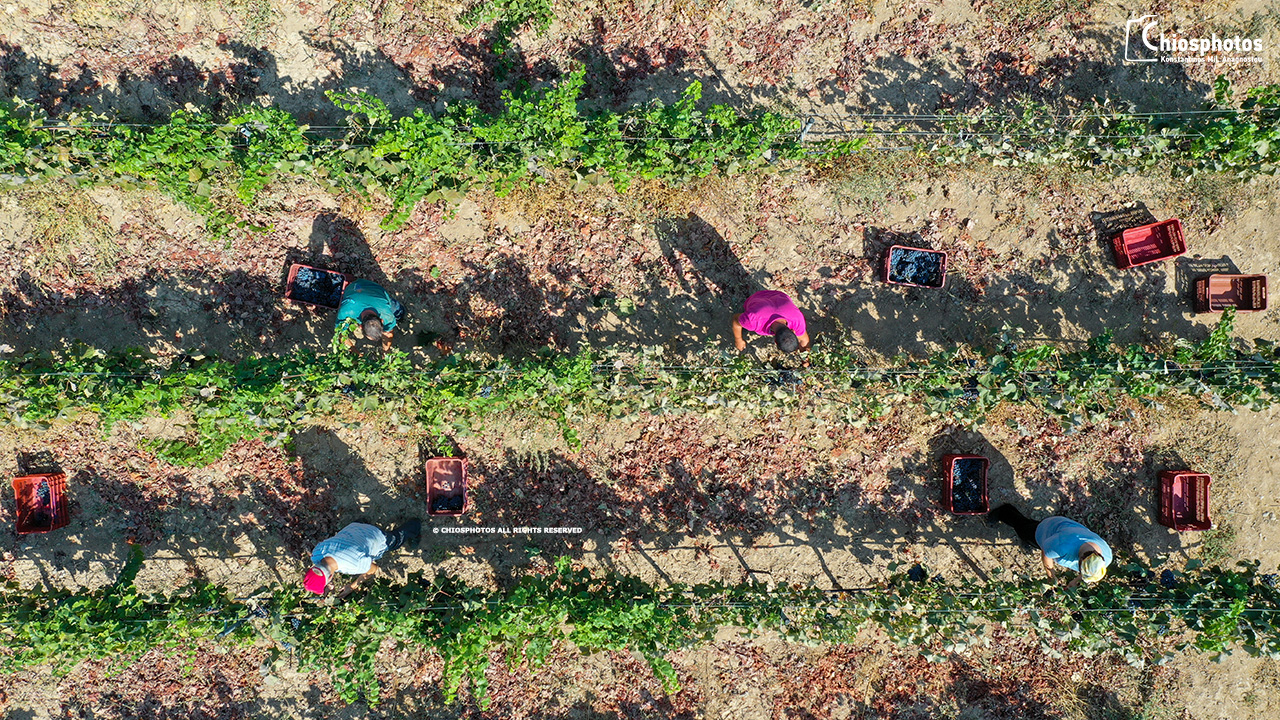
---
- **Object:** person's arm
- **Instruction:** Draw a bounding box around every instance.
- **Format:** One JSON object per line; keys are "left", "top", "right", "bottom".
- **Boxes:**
{"left": 731, "top": 314, "right": 746, "bottom": 351}
{"left": 381, "top": 330, "right": 394, "bottom": 353}
{"left": 1041, "top": 550, "right": 1056, "bottom": 578}
{"left": 337, "top": 562, "right": 379, "bottom": 599}
{"left": 336, "top": 317, "right": 358, "bottom": 351}
{"left": 797, "top": 332, "right": 812, "bottom": 367}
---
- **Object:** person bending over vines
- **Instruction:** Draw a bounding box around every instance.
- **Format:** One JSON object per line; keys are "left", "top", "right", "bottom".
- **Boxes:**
{"left": 304, "top": 520, "right": 422, "bottom": 600}
{"left": 335, "top": 279, "right": 405, "bottom": 352}
{"left": 731, "top": 290, "right": 811, "bottom": 358}
{"left": 988, "top": 504, "right": 1112, "bottom": 586}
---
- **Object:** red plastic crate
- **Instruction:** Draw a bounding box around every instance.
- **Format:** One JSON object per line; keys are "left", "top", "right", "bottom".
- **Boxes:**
{"left": 884, "top": 245, "right": 948, "bottom": 288}
{"left": 1112, "top": 218, "right": 1186, "bottom": 269}
{"left": 284, "top": 263, "right": 353, "bottom": 310}
{"left": 12, "top": 473, "right": 69, "bottom": 535}
{"left": 1159, "top": 470, "right": 1211, "bottom": 531}
{"left": 426, "top": 457, "right": 468, "bottom": 516}
{"left": 942, "top": 454, "right": 989, "bottom": 515}
{"left": 1195, "top": 274, "right": 1267, "bottom": 313}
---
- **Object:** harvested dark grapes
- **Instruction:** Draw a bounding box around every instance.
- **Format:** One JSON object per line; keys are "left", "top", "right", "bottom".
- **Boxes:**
{"left": 288, "top": 267, "right": 346, "bottom": 308}
{"left": 767, "top": 370, "right": 801, "bottom": 388}
{"left": 887, "top": 247, "right": 945, "bottom": 287}
{"left": 1160, "top": 569, "right": 1177, "bottom": 588}
{"left": 949, "top": 458, "right": 986, "bottom": 513}
{"left": 35, "top": 479, "right": 51, "bottom": 507}
{"left": 430, "top": 495, "right": 465, "bottom": 514}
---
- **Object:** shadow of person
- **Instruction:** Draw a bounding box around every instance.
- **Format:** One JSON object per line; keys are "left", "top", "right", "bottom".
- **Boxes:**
{"left": 306, "top": 212, "right": 391, "bottom": 287}
{"left": 656, "top": 212, "right": 764, "bottom": 304}
{"left": 290, "top": 427, "right": 427, "bottom": 581}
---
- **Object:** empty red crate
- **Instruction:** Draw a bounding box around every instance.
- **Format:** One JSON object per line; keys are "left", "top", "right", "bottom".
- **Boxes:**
{"left": 884, "top": 245, "right": 948, "bottom": 288}
{"left": 284, "top": 263, "right": 353, "bottom": 310}
{"left": 942, "top": 454, "right": 989, "bottom": 515}
{"left": 426, "top": 457, "right": 468, "bottom": 516}
{"left": 13, "top": 473, "right": 69, "bottom": 535}
{"left": 1112, "top": 218, "right": 1186, "bottom": 269}
{"left": 1159, "top": 470, "right": 1211, "bottom": 531}
{"left": 1195, "top": 274, "right": 1267, "bottom": 313}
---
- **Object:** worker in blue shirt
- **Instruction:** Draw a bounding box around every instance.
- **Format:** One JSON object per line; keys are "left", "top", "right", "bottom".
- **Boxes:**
{"left": 304, "top": 520, "right": 421, "bottom": 598}
{"left": 989, "top": 504, "right": 1112, "bottom": 585}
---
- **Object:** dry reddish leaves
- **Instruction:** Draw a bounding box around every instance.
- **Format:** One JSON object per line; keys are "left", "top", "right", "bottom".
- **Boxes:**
{"left": 56, "top": 642, "right": 268, "bottom": 720}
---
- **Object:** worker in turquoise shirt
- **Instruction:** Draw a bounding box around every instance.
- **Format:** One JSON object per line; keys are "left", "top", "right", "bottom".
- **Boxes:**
{"left": 336, "top": 279, "right": 405, "bottom": 352}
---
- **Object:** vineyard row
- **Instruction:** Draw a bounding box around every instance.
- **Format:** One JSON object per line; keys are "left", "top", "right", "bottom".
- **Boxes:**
{"left": 1, "top": 310, "right": 1275, "bottom": 465}
{"left": 2, "top": 549, "right": 1276, "bottom": 706}
{"left": 1, "top": 74, "right": 1277, "bottom": 233}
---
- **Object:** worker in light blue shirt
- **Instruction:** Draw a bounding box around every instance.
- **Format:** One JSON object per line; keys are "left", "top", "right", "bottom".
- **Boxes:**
{"left": 989, "top": 504, "right": 1112, "bottom": 584}
{"left": 335, "top": 279, "right": 405, "bottom": 352}
{"left": 304, "top": 520, "right": 421, "bottom": 598}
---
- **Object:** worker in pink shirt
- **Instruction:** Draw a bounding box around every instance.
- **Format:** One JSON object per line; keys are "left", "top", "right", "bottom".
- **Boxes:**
{"left": 731, "top": 290, "right": 811, "bottom": 354}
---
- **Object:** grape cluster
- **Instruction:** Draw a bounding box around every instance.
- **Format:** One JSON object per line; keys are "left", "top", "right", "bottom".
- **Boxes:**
{"left": 950, "top": 459, "right": 985, "bottom": 513}
{"left": 888, "top": 248, "right": 945, "bottom": 287}
{"left": 289, "top": 267, "right": 346, "bottom": 307}
{"left": 431, "top": 495, "right": 465, "bottom": 513}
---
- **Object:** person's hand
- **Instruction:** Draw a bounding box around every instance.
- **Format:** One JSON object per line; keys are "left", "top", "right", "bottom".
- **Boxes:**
{"left": 343, "top": 336, "right": 356, "bottom": 351}
{"left": 734, "top": 337, "right": 746, "bottom": 351}
{"left": 381, "top": 331, "right": 394, "bottom": 353}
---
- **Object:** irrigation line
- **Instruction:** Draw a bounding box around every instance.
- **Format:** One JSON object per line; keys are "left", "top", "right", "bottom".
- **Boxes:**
{"left": 11, "top": 360, "right": 1280, "bottom": 382}
{"left": 25, "top": 129, "right": 1215, "bottom": 146}
{"left": 784, "top": 108, "right": 1279, "bottom": 120}
{"left": 7, "top": 600, "right": 1274, "bottom": 626}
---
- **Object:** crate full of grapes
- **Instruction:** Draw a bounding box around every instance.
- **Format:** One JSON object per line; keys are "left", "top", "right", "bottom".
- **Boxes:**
{"left": 285, "top": 264, "right": 353, "bottom": 310}
{"left": 942, "top": 455, "right": 989, "bottom": 515}
{"left": 884, "top": 245, "right": 947, "bottom": 288}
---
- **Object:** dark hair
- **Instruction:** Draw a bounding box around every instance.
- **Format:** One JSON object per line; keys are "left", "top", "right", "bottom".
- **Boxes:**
{"left": 773, "top": 324, "right": 799, "bottom": 353}
{"left": 359, "top": 309, "right": 384, "bottom": 341}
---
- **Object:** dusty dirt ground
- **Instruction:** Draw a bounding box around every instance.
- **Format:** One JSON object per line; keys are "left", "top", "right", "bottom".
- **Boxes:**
{"left": 3, "top": 0, "right": 1280, "bottom": 718}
